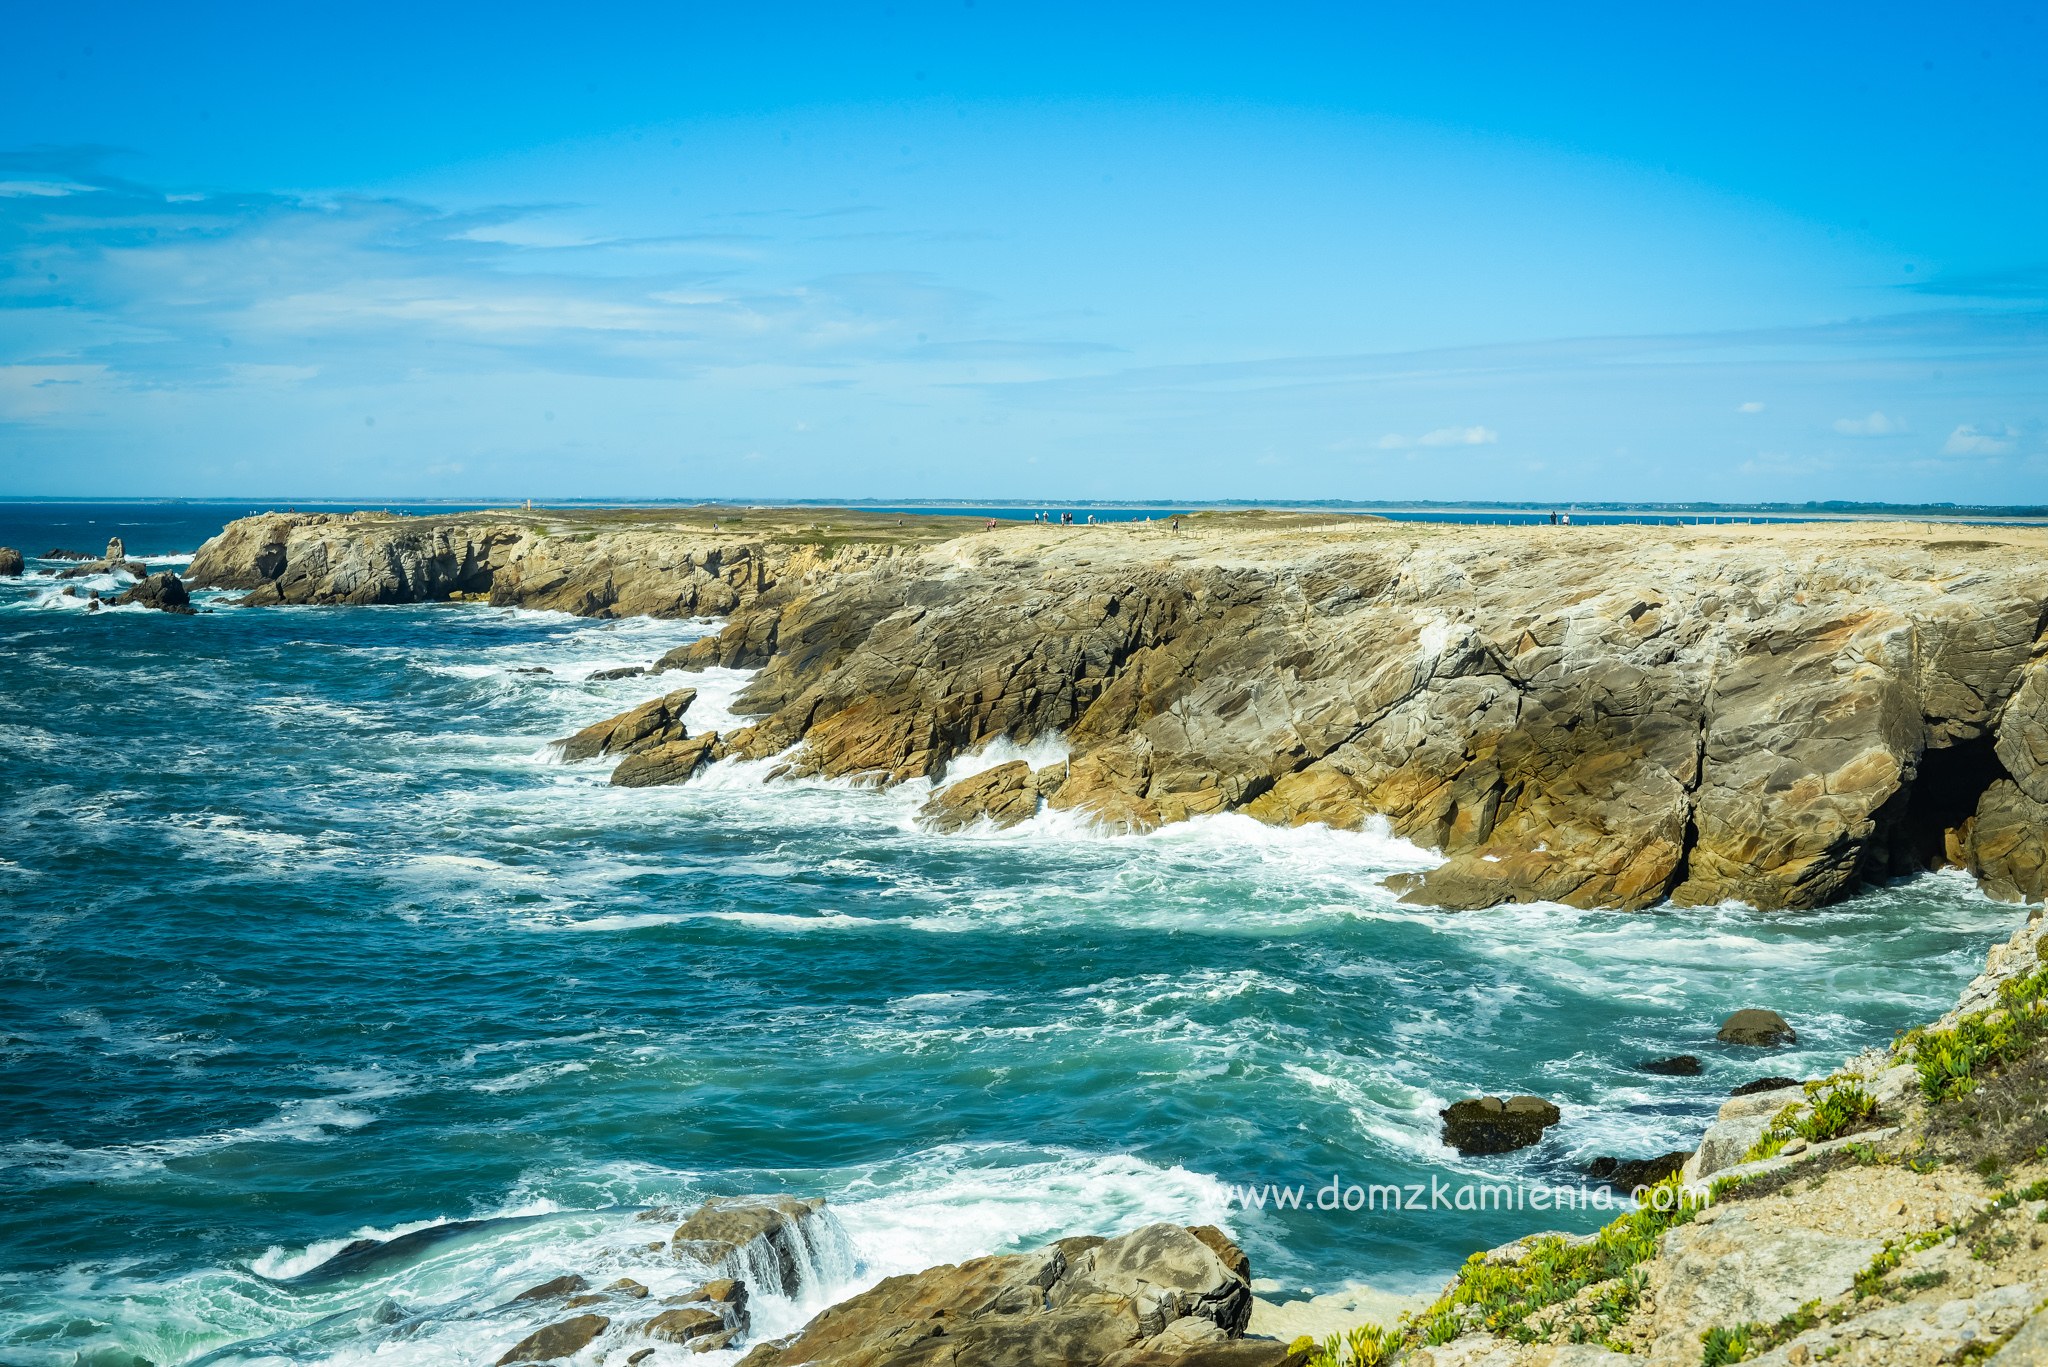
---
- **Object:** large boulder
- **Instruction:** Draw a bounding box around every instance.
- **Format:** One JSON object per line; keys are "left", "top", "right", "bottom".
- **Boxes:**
{"left": 1439, "top": 1095, "right": 1561, "bottom": 1155}
{"left": 734, "top": 1222, "right": 1259, "bottom": 1367}
{"left": 0, "top": 547, "right": 22, "bottom": 576}
{"left": 670, "top": 1196, "right": 835, "bottom": 1297}
{"left": 116, "top": 572, "right": 194, "bottom": 615}
{"left": 1716, "top": 1008, "right": 1796, "bottom": 1047}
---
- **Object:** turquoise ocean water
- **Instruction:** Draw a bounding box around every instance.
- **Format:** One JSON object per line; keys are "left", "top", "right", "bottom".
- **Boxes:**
{"left": 0, "top": 503, "right": 2023, "bottom": 1366}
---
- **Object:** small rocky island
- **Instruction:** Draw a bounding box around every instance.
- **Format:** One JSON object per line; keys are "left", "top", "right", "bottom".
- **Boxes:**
{"left": 189, "top": 505, "right": 2048, "bottom": 912}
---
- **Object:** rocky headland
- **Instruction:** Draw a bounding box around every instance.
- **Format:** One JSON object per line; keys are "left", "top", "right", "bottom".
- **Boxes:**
{"left": 188, "top": 506, "right": 2048, "bottom": 912}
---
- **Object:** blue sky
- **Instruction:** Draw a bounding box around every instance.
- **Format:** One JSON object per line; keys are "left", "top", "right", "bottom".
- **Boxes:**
{"left": 3, "top": 2, "right": 2045, "bottom": 503}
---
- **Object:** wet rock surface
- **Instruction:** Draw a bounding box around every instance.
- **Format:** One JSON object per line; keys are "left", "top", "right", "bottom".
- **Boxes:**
{"left": 115, "top": 571, "right": 194, "bottom": 614}
{"left": 670, "top": 1196, "right": 833, "bottom": 1298}
{"left": 1717, "top": 1008, "right": 1798, "bottom": 1047}
{"left": 1440, "top": 1095, "right": 1562, "bottom": 1155}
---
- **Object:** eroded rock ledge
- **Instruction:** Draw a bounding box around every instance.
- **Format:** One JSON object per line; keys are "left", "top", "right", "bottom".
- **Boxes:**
{"left": 189, "top": 508, "right": 2048, "bottom": 911}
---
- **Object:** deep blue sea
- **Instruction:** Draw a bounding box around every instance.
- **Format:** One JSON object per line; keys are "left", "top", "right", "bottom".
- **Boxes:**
{"left": 0, "top": 502, "right": 2023, "bottom": 1366}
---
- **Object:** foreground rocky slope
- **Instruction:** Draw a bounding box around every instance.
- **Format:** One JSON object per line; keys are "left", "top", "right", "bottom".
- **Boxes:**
{"left": 1393, "top": 910, "right": 2048, "bottom": 1367}
{"left": 189, "top": 508, "right": 2048, "bottom": 911}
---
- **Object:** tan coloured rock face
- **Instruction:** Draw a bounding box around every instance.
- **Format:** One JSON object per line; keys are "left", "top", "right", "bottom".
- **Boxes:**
{"left": 732, "top": 1222, "right": 1261, "bottom": 1367}
{"left": 190, "top": 511, "right": 2048, "bottom": 911}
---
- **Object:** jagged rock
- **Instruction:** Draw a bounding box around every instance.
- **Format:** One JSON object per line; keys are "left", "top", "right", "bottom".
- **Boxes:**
{"left": 512, "top": 1273, "right": 589, "bottom": 1303}
{"left": 1717, "top": 1008, "right": 1797, "bottom": 1046}
{"left": 612, "top": 733, "right": 722, "bottom": 788}
{"left": 1730, "top": 1075, "right": 1803, "bottom": 1096}
{"left": 1187, "top": 1226, "right": 1250, "bottom": 1284}
{"left": 1440, "top": 1096, "right": 1561, "bottom": 1155}
{"left": 1583, "top": 1152, "right": 1690, "bottom": 1191}
{"left": 643, "top": 1305, "right": 725, "bottom": 1343}
{"left": 115, "top": 572, "right": 194, "bottom": 614}
{"left": 734, "top": 1222, "right": 1254, "bottom": 1367}
{"left": 1637, "top": 1054, "right": 1702, "bottom": 1075}
{"left": 1692, "top": 1084, "right": 1805, "bottom": 1177}
{"left": 919, "top": 759, "right": 1062, "bottom": 831}
{"left": 657, "top": 1277, "right": 749, "bottom": 1334}
{"left": 495, "top": 1313, "right": 609, "bottom": 1364}
{"left": 0, "top": 547, "right": 22, "bottom": 575}
{"left": 670, "top": 1196, "right": 830, "bottom": 1297}
{"left": 556, "top": 689, "right": 696, "bottom": 762}
{"left": 589, "top": 665, "right": 647, "bottom": 681}
{"left": 42, "top": 547, "right": 92, "bottom": 560}
{"left": 104, "top": 536, "right": 125, "bottom": 562}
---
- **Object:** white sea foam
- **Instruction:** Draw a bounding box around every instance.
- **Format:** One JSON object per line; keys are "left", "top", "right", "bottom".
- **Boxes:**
{"left": 705, "top": 909, "right": 884, "bottom": 932}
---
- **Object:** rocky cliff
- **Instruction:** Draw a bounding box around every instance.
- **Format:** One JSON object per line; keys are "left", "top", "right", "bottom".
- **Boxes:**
{"left": 188, "top": 508, "right": 2048, "bottom": 912}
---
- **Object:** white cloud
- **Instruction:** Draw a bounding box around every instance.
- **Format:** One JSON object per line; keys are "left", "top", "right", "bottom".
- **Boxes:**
{"left": 0, "top": 179, "right": 90, "bottom": 197}
{"left": 1376, "top": 425, "right": 1498, "bottom": 450}
{"left": 1737, "top": 400, "right": 1765, "bottom": 413}
{"left": 1832, "top": 411, "right": 1899, "bottom": 436}
{"left": 1943, "top": 423, "right": 2018, "bottom": 456}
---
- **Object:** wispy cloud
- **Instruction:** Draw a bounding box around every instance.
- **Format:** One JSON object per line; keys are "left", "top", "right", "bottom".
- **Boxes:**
{"left": 1943, "top": 423, "right": 2018, "bottom": 456}
{"left": 1737, "top": 400, "right": 1765, "bottom": 413}
{"left": 1832, "top": 411, "right": 1899, "bottom": 436}
{"left": 1375, "top": 425, "right": 1499, "bottom": 450}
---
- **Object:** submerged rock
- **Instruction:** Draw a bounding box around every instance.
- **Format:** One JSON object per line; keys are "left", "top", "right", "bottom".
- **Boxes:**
{"left": 511, "top": 1273, "right": 589, "bottom": 1303}
{"left": 1717, "top": 1008, "right": 1797, "bottom": 1047}
{"left": 1584, "top": 1151, "right": 1691, "bottom": 1191}
{"left": 588, "top": 665, "right": 647, "bottom": 681}
{"left": 734, "top": 1221, "right": 1260, "bottom": 1367}
{"left": 1439, "top": 1095, "right": 1561, "bottom": 1155}
{"left": 495, "top": 1312, "right": 609, "bottom": 1364}
{"left": 1637, "top": 1054, "right": 1703, "bottom": 1076}
{"left": 1730, "top": 1074, "right": 1804, "bottom": 1096}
